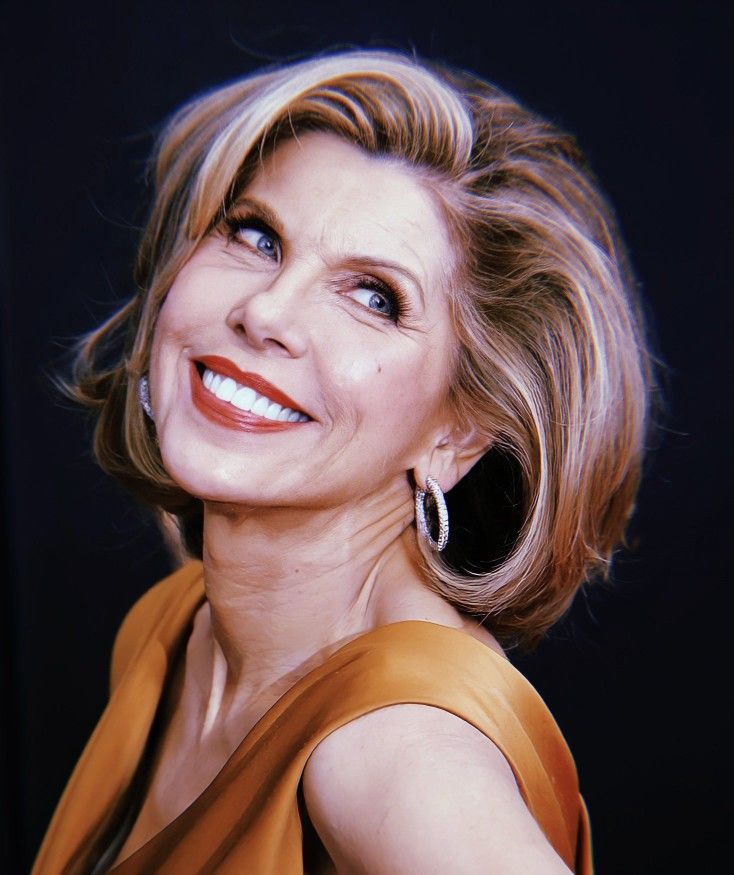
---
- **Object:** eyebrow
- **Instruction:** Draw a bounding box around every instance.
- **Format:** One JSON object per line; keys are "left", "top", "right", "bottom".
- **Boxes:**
{"left": 235, "top": 197, "right": 285, "bottom": 238}
{"left": 234, "top": 195, "right": 426, "bottom": 306}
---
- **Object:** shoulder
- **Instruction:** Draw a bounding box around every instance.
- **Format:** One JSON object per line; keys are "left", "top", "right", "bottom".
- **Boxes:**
{"left": 110, "top": 560, "right": 203, "bottom": 691}
{"left": 303, "top": 703, "right": 571, "bottom": 874}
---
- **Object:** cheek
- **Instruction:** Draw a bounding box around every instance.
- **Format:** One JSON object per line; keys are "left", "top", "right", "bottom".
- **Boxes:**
{"left": 150, "top": 280, "right": 211, "bottom": 367}
{"left": 329, "top": 347, "right": 443, "bottom": 436}
{"left": 331, "top": 355, "right": 383, "bottom": 387}
{"left": 148, "top": 308, "right": 181, "bottom": 392}
{"left": 156, "top": 282, "right": 202, "bottom": 336}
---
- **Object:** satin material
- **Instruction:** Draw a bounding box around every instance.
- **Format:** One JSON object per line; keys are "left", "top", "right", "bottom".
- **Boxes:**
{"left": 33, "top": 561, "right": 593, "bottom": 874}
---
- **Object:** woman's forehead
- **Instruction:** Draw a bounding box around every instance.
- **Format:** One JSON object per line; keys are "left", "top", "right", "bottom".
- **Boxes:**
{"left": 240, "top": 131, "right": 457, "bottom": 293}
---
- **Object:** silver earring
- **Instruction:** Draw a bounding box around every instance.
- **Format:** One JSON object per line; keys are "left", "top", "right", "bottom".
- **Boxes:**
{"left": 138, "top": 375, "right": 154, "bottom": 420}
{"left": 415, "top": 475, "right": 449, "bottom": 551}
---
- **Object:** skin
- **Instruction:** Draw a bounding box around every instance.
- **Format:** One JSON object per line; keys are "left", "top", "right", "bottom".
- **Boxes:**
{"left": 112, "top": 132, "right": 570, "bottom": 873}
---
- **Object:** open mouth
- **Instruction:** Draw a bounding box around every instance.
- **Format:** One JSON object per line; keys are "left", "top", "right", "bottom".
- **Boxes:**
{"left": 195, "top": 362, "right": 310, "bottom": 423}
{"left": 189, "top": 356, "right": 312, "bottom": 433}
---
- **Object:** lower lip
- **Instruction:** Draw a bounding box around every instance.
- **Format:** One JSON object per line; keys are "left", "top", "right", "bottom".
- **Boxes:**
{"left": 189, "top": 362, "right": 307, "bottom": 433}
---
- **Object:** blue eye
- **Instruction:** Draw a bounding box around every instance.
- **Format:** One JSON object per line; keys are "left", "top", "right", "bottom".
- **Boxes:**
{"left": 345, "top": 277, "right": 403, "bottom": 322}
{"left": 348, "top": 287, "right": 397, "bottom": 319}
{"left": 237, "top": 224, "right": 280, "bottom": 259}
{"left": 225, "top": 215, "right": 281, "bottom": 260}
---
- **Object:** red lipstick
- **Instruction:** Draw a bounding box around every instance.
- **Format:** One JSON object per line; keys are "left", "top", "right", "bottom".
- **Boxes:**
{"left": 190, "top": 356, "right": 309, "bottom": 432}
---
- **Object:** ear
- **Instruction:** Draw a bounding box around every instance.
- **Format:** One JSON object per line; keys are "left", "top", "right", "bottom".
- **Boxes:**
{"left": 413, "top": 421, "right": 490, "bottom": 495}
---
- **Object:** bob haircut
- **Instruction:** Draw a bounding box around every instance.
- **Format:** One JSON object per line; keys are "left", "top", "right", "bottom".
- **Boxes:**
{"left": 71, "top": 48, "right": 654, "bottom": 647}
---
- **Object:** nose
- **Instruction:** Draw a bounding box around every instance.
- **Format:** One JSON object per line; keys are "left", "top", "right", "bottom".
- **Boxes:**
{"left": 226, "top": 266, "right": 311, "bottom": 358}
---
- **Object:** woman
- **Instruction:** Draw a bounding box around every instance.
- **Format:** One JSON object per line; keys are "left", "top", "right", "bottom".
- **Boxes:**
{"left": 33, "top": 48, "right": 651, "bottom": 874}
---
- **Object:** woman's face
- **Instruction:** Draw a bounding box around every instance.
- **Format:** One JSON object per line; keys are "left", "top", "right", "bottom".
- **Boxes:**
{"left": 149, "top": 131, "right": 459, "bottom": 510}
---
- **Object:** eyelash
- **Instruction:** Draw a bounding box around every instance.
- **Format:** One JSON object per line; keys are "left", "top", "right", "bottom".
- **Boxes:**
{"left": 221, "top": 210, "right": 409, "bottom": 323}
{"left": 348, "top": 275, "right": 408, "bottom": 323}
{"left": 224, "top": 213, "right": 279, "bottom": 257}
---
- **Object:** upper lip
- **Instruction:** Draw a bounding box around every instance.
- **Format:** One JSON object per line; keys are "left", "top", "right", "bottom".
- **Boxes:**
{"left": 195, "top": 355, "right": 311, "bottom": 417}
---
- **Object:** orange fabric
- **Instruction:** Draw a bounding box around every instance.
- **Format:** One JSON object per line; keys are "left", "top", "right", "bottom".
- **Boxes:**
{"left": 33, "top": 561, "right": 593, "bottom": 874}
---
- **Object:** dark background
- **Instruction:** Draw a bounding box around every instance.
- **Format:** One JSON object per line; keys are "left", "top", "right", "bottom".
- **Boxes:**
{"left": 1, "top": 1, "right": 730, "bottom": 872}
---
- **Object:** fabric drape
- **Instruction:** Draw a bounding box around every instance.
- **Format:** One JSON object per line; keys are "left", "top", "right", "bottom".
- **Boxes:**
{"left": 33, "top": 562, "right": 593, "bottom": 874}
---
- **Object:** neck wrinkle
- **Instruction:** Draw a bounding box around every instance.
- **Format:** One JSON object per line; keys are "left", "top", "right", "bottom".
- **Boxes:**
{"left": 189, "top": 477, "right": 420, "bottom": 726}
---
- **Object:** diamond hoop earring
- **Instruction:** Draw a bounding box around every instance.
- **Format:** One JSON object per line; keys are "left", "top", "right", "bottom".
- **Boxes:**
{"left": 138, "top": 375, "right": 154, "bottom": 420}
{"left": 414, "top": 475, "right": 449, "bottom": 551}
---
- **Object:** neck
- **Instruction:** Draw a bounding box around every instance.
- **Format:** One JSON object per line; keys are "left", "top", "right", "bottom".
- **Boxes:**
{"left": 191, "top": 475, "right": 420, "bottom": 728}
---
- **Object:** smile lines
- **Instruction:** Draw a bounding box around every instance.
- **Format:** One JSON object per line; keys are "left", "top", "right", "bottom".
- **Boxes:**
{"left": 201, "top": 368, "right": 309, "bottom": 422}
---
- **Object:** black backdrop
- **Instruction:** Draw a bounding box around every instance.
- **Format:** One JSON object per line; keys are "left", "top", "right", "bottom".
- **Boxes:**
{"left": 1, "top": 1, "right": 730, "bottom": 872}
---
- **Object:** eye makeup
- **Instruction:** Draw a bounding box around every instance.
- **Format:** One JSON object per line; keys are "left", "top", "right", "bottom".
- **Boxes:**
{"left": 218, "top": 204, "right": 415, "bottom": 324}
{"left": 340, "top": 273, "right": 408, "bottom": 322}
{"left": 223, "top": 212, "right": 281, "bottom": 259}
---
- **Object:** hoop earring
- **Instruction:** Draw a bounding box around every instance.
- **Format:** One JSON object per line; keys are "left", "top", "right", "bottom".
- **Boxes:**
{"left": 414, "top": 475, "right": 449, "bottom": 551}
{"left": 138, "top": 375, "right": 154, "bottom": 420}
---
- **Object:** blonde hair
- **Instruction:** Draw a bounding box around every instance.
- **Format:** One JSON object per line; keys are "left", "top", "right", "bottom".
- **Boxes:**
{"left": 71, "top": 48, "right": 654, "bottom": 646}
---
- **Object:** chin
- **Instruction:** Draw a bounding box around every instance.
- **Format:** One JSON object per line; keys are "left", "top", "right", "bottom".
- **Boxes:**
{"left": 158, "top": 447, "right": 303, "bottom": 510}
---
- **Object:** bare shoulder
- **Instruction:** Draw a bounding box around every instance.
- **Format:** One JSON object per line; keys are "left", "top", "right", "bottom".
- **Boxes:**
{"left": 303, "top": 703, "right": 572, "bottom": 874}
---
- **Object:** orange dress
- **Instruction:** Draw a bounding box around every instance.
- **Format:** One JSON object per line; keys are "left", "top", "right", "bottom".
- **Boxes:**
{"left": 32, "top": 561, "right": 593, "bottom": 874}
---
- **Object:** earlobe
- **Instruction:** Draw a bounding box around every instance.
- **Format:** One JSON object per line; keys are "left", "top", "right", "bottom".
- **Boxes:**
{"left": 414, "top": 425, "right": 490, "bottom": 496}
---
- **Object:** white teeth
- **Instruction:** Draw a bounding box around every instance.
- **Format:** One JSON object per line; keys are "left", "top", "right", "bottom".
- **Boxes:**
{"left": 231, "top": 386, "right": 257, "bottom": 411}
{"left": 215, "top": 377, "right": 237, "bottom": 402}
{"left": 250, "top": 395, "right": 270, "bottom": 416}
{"left": 201, "top": 366, "right": 309, "bottom": 422}
{"left": 264, "top": 401, "right": 283, "bottom": 421}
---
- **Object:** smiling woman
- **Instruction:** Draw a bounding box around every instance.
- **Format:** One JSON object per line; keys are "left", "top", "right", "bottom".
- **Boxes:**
{"left": 33, "top": 48, "right": 652, "bottom": 875}
{"left": 150, "top": 133, "right": 461, "bottom": 515}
